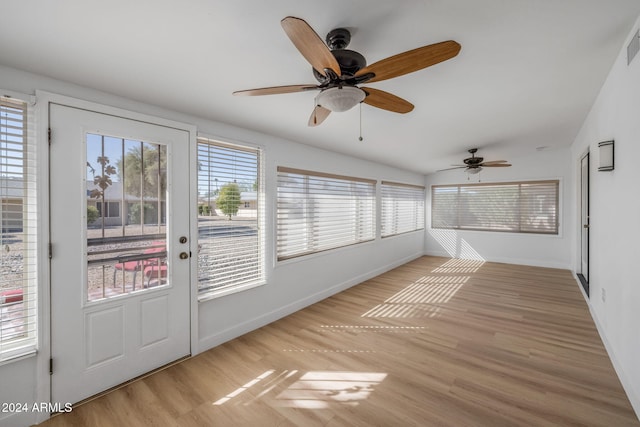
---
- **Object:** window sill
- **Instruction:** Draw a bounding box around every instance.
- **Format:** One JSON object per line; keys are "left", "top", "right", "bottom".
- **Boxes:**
{"left": 430, "top": 227, "right": 561, "bottom": 238}
{"left": 381, "top": 228, "right": 425, "bottom": 239}
{"left": 276, "top": 238, "right": 376, "bottom": 266}
{"left": 198, "top": 281, "right": 266, "bottom": 302}
{"left": 0, "top": 348, "right": 37, "bottom": 367}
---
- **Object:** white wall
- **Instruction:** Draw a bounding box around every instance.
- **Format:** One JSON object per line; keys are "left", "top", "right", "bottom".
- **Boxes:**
{"left": 424, "top": 147, "right": 573, "bottom": 269}
{"left": 0, "top": 64, "right": 425, "bottom": 426}
{"left": 570, "top": 16, "right": 640, "bottom": 416}
{"left": 0, "top": 356, "right": 38, "bottom": 427}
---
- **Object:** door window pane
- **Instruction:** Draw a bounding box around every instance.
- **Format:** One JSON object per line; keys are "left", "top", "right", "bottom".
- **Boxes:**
{"left": 86, "top": 134, "right": 168, "bottom": 302}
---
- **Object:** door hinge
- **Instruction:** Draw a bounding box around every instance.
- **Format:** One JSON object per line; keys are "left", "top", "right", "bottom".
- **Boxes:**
{"left": 49, "top": 243, "right": 53, "bottom": 259}
{"left": 49, "top": 358, "right": 53, "bottom": 375}
{"left": 48, "top": 127, "right": 52, "bottom": 145}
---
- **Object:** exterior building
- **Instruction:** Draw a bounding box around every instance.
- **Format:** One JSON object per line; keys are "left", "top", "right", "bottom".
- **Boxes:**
{"left": 86, "top": 181, "right": 165, "bottom": 227}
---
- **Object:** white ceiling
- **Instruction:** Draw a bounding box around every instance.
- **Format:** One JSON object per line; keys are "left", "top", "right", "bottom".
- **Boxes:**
{"left": 3, "top": 1, "right": 640, "bottom": 174}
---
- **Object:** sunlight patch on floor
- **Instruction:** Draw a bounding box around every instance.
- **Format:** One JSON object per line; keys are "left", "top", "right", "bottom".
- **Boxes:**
{"left": 430, "top": 258, "right": 485, "bottom": 273}
{"left": 213, "top": 370, "right": 275, "bottom": 405}
{"left": 274, "top": 371, "right": 387, "bottom": 408}
{"left": 318, "top": 325, "right": 427, "bottom": 333}
{"left": 361, "top": 275, "right": 468, "bottom": 318}
{"left": 282, "top": 349, "right": 376, "bottom": 353}
{"left": 212, "top": 370, "right": 387, "bottom": 409}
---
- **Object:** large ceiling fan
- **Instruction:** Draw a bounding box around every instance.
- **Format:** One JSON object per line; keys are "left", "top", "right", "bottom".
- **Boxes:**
{"left": 233, "top": 16, "right": 461, "bottom": 126}
{"left": 438, "top": 148, "right": 512, "bottom": 174}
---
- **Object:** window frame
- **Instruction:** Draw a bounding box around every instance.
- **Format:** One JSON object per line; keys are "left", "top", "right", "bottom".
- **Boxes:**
{"left": 431, "top": 179, "right": 560, "bottom": 235}
{"left": 276, "top": 166, "right": 376, "bottom": 262}
{"left": 380, "top": 181, "right": 425, "bottom": 238}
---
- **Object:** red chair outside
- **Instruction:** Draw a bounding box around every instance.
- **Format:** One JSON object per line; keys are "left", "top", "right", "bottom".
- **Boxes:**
{"left": 143, "top": 264, "right": 168, "bottom": 288}
{"left": 112, "top": 243, "right": 165, "bottom": 288}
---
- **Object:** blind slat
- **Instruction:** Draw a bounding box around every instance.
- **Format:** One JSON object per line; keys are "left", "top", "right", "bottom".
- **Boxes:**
{"left": 432, "top": 180, "right": 559, "bottom": 234}
{"left": 277, "top": 168, "right": 375, "bottom": 260}
{"left": 381, "top": 182, "right": 425, "bottom": 237}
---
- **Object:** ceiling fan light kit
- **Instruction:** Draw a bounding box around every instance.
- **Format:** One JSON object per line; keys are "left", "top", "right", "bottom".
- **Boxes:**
{"left": 315, "top": 86, "right": 366, "bottom": 112}
{"left": 233, "top": 16, "right": 460, "bottom": 126}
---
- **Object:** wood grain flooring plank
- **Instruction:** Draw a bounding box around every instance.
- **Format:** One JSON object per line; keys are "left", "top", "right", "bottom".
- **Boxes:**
{"left": 39, "top": 256, "right": 639, "bottom": 426}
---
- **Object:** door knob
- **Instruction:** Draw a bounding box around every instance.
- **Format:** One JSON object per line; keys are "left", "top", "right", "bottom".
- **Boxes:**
{"left": 179, "top": 252, "right": 189, "bottom": 260}
{"left": 583, "top": 224, "right": 590, "bottom": 228}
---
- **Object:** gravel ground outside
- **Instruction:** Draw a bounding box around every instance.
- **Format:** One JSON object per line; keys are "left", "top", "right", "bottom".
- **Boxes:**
{"left": 1, "top": 217, "right": 260, "bottom": 339}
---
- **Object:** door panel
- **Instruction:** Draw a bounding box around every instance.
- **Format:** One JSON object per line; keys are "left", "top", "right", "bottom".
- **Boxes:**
{"left": 50, "top": 104, "right": 191, "bottom": 405}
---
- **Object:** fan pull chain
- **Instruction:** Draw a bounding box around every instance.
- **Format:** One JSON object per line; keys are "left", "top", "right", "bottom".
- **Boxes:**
{"left": 358, "top": 103, "right": 363, "bottom": 141}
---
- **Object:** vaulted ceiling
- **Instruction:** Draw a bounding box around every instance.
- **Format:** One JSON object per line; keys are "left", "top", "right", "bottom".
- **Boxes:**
{"left": 2, "top": 1, "right": 640, "bottom": 173}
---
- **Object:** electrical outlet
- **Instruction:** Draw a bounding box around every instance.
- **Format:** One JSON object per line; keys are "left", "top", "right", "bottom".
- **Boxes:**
{"left": 602, "top": 288, "right": 606, "bottom": 303}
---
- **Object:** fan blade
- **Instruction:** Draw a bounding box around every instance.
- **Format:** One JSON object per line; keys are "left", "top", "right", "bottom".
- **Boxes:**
{"left": 482, "top": 163, "right": 512, "bottom": 167}
{"left": 355, "top": 40, "right": 461, "bottom": 83}
{"left": 480, "top": 160, "right": 508, "bottom": 165}
{"left": 233, "top": 84, "right": 319, "bottom": 96}
{"left": 308, "top": 105, "right": 331, "bottom": 127}
{"left": 437, "top": 166, "right": 467, "bottom": 172}
{"left": 361, "top": 87, "right": 414, "bottom": 113}
{"left": 281, "top": 16, "right": 341, "bottom": 77}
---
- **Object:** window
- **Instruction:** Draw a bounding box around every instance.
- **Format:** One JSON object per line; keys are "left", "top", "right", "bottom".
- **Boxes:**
{"left": 95, "top": 201, "right": 120, "bottom": 218}
{"left": 277, "top": 167, "right": 375, "bottom": 260}
{"left": 381, "top": 181, "right": 425, "bottom": 237}
{"left": 432, "top": 180, "right": 559, "bottom": 234}
{"left": 197, "top": 138, "right": 263, "bottom": 296}
{"left": 0, "top": 95, "right": 37, "bottom": 361}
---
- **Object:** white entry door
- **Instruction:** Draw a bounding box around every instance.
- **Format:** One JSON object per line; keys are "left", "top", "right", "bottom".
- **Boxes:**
{"left": 49, "top": 104, "right": 191, "bottom": 405}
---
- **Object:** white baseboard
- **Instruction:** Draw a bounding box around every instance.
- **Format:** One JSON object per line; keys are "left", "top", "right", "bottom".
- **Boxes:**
{"left": 572, "top": 274, "right": 640, "bottom": 421}
{"left": 197, "top": 251, "right": 424, "bottom": 353}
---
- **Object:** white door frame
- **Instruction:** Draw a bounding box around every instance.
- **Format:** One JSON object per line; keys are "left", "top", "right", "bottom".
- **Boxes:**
{"left": 578, "top": 150, "right": 590, "bottom": 297}
{"left": 35, "top": 91, "right": 199, "bottom": 423}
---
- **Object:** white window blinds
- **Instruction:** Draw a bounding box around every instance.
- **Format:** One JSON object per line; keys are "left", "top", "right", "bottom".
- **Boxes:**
{"left": 277, "top": 167, "right": 376, "bottom": 261}
{"left": 1, "top": 96, "right": 37, "bottom": 361}
{"left": 432, "top": 180, "right": 559, "bottom": 234}
{"left": 197, "top": 138, "right": 263, "bottom": 295}
{"left": 381, "top": 181, "right": 425, "bottom": 237}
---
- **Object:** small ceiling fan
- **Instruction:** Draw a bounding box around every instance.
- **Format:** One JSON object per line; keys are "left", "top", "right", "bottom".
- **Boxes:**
{"left": 233, "top": 16, "right": 461, "bottom": 126}
{"left": 438, "top": 148, "right": 511, "bottom": 174}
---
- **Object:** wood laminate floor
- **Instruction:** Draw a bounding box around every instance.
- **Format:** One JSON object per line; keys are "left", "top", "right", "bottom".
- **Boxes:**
{"left": 39, "top": 256, "right": 639, "bottom": 426}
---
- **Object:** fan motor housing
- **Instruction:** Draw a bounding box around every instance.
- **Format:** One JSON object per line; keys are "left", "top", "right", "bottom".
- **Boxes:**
{"left": 326, "top": 28, "right": 351, "bottom": 49}
{"left": 313, "top": 28, "right": 367, "bottom": 82}
{"left": 463, "top": 148, "right": 483, "bottom": 165}
{"left": 313, "top": 49, "right": 367, "bottom": 81}
{"left": 464, "top": 156, "right": 483, "bottom": 165}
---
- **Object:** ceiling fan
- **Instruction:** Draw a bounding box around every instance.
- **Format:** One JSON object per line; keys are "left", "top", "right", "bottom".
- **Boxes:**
{"left": 233, "top": 16, "right": 461, "bottom": 126}
{"left": 438, "top": 148, "right": 512, "bottom": 174}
